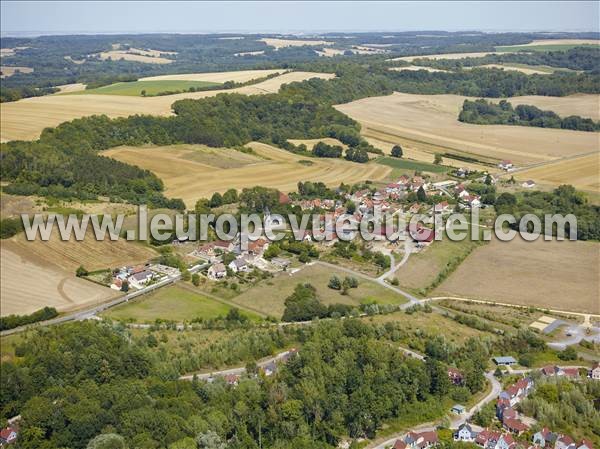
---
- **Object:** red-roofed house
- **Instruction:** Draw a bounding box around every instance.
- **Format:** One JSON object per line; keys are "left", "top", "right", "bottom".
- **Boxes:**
{"left": 503, "top": 417, "right": 528, "bottom": 435}
{"left": 0, "top": 427, "right": 17, "bottom": 445}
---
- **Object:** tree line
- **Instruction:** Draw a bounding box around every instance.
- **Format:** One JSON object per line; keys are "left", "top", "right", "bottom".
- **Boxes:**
{"left": 459, "top": 98, "right": 600, "bottom": 131}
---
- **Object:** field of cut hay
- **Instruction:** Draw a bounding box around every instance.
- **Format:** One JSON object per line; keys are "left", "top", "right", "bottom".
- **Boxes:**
{"left": 515, "top": 153, "right": 600, "bottom": 192}
{"left": 104, "top": 142, "right": 391, "bottom": 207}
{"left": 259, "top": 38, "right": 333, "bottom": 49}
{"left": 0, "top": 71, "right": 334, "bottom": 142}
{"left": 335, "top": 92, "right": 600, "bottom": 166}
{"left": 139, "top": 69, "right": 284, "bottom": 82}
{"left": 0, "top": 66, "right": 33, "bottom": 78}
{"left": 1, "top": 240, "right": 119, "bottom": 317}
{"left": 507, "top": 94, "right": 600, "bottom": 121}
{"left": 434, "top": 237, "right": 600, "bottom": 314}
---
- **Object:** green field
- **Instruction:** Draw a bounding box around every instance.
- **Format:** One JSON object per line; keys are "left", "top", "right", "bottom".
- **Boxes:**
{"left": 227, "top": 264, "right": 408, "bottom": 318}
{"left": 496, "top": 43, "right": 599, "bottom": 52}
{"left": 72, "top": 80, "right": 222, "bottom": 96}
{"left": 376, "top": 157, "right": 449, "bottom": 173}
{"left": 102, "top": 285, "right": 259, "bottom": 322}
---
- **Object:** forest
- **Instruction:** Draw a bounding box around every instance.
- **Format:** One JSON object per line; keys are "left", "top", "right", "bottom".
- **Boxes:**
{"left": 493, "top": 185, "right": 600, "bottom": 240}
{"left": 458, "top": 98, "right": 600, "bottom": 131}
{"left": 0, "top": 318, "right": 500, "bottom": 449}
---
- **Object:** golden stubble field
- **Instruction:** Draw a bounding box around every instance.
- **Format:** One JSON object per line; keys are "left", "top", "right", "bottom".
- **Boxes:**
{"left": 434, "top": 237, "right": 600, "bottom": 314}
{"left": 0, "top": 240, "right": 119, "bottom": 317}
{"left": 104, "top": 142, "right": 391, "bottom": 207}
{"left": 0, "top": 70, "right": 335, "bottom": 142}
{"left": 335, "top": 92, "right": 600, "bottom": 167}
{"left": 515, "top": 153, "right": 600, "bottom": 192}
{"left": 0, "top": 228, "right": 158, "bottom": 316}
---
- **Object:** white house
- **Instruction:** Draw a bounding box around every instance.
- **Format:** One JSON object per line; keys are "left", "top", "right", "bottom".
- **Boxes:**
{"left": 0, "top": 427, "right": 18, "bottom": 445}
{"left": 455, "top": 424, "right": 477, "bottom": 442}
{"left": 128, "top": 270, "right": 154, "bottom": 289}
{"left": 498, "top": 160, "right": 513, "bottom": 171}
{"left": 208, "top": 263, "right": 227, "bottom": 280}
{"left": 590, "top": 362, "right": 600, "bottom": 380}
{"left": 229, "top": 258, "right": 250, "bottom": 273}
{"left": 521, "top": 180, "right": 536, "bottom": 189}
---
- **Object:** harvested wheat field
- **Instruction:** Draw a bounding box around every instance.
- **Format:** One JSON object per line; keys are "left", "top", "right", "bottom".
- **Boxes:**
{"left": 389, "top": 52, "right": 500, "bottom": 62}
{"left": 104, "top": 142, "right": 391, "bottom": 207}
{"left": 0, "top": 71, "right": 334, "bottom": 142}
{"left": 0, "top": 66, "right": 33, "bottom": 78}
{"left": 259, "top": 38, "right": 333, "bottom": 49}
{"left": 464, "top": 64, "right": 552, "bottom": 75}
{"left": 53, "top": 83, "right": 87, "bottom": 93}
{"left": 97, "top": 48, "right": 176, "bottom": 64}
{"left": 389, "top": 65, "right": 447, "bottom": 73}
{"left": 434, "top": 237, "right": 600, "bottom": 314}
{"left": 516, "top": 153, "right": 600, "bottom": 192}
{"left": 335, "top": 92, "right": 600, "bottom": 166}
{"left": 138, "top": 69, "right": 284, "bottom": 82}
{"left": 10, "top": 227, "right": 158, "bottom": 272}
{"left": 287, "top": 138, "right": 347, "bottom": 150}
{"left": 507, "top": 94, "right": 600, "bottom": 121}
{"left": 0, "top": 240, "right": 119, "bottom": 316}
{"left": 504, "top": 39, "right": 600, "bottom": 48}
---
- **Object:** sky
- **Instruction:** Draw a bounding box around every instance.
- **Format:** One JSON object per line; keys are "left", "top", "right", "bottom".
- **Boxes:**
{"left": 1, "top": 1, "right": 599, "bottom": 36}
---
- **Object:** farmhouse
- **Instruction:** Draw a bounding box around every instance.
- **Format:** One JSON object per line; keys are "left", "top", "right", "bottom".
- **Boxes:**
{"left": 208, "top": 263, "right": 227, "bottom": 280}
{"left": 590, "top": 362, "right": 600, "bottom": 379}
{"left": 498, "top": 160, "right": 514, "bottom": 171}
{"left": 128, "top": 270, "right": 154, "bottom": 289}
{"left": 521, "top": 180, "right": 536, "bottom": 188}
{"left": 229, "top": 257, "right": 250, "bottom": 273}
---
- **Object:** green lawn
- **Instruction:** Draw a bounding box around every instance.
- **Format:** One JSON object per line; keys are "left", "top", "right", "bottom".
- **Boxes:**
{"left": 103, "top": 284, "right": 258, "bottom": 322}
{"left": 496, "top": 43, "right": 598, "bottom": 52}
{"left": 376, "top": 157, "right": 449, "bottom": 174}
{"left": 227, "top": 264, "right": 407, "bottom": 319}
{"left": 71, "top": 80, "right": 222, "bottom": 96}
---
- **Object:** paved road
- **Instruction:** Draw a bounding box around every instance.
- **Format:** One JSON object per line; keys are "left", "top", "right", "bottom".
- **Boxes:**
{"left": 179, "top": 349, "right": 294, "bottom": 381}
{"left": 0, "top": 262, "right": 208, "bottom": 336}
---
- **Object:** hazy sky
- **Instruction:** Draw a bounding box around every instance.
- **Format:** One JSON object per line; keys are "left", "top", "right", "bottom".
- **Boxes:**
{"left": 1, "top": 1, "right": 599, "bottom": 35}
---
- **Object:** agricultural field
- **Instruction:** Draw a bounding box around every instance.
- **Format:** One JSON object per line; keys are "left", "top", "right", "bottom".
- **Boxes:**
{"left": 102, "top": 284, "right": 258, "bottom": 322}
{"left": 0, "top": 70, "right": 334, "bottom": 142}
{"left": 8, "top": 226, "right": 157, "bottom": 272}
{"left": 507, "top": 94, "right": 600, "bottom": 120}
{"left": 376, "top": 156, "right": 449, "bottom": 174}
{"left": 53, "top": 83, "right": 86, "bottom": 93}
{"left": 0, "top": 66, "right": 33, "bottom": 78}
{"left": 0, "top": 240, "right": 119, "bottom": 316}
{"left": 104, "top": 142, "right": 391, "bottom": 207}
{"left": 515, "top": 153, "right": 600, "bottom": 192}
{"left": 390, "top": 52, "right": 501, "bottom": 63}
{"left": 335, "top": 92, "right": 600, "bottom": 166}
{"left": 434, "top": 237, "right": 600, "bottom": 314}
{"left": 259, "top": 38, "right": 333, "bottom": 49}
{"left": 228, "top": 264, "right": 407, "bottom": 318}
{"left": 392, "top": 234, "right": 484, "bottom": 295}
{"left": 464, "top": 64, "right": 554, "bottom": 75}
{"left": 496, "top": 39, "right": 599, "bottom": 52}
{"left": 138, "top": 69, "right": 284, "bottom": 82}
{"left": 389, "top": 65, "right": 447, "bottom": 73}
{"left": 287, "top": 137, "right": 347, "bottom": 150}
{"left": 96, "top": 47, "right": 177, "bottom": 64}
{"left": 72, "top": 80, "right": 221, "bottom": 96}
